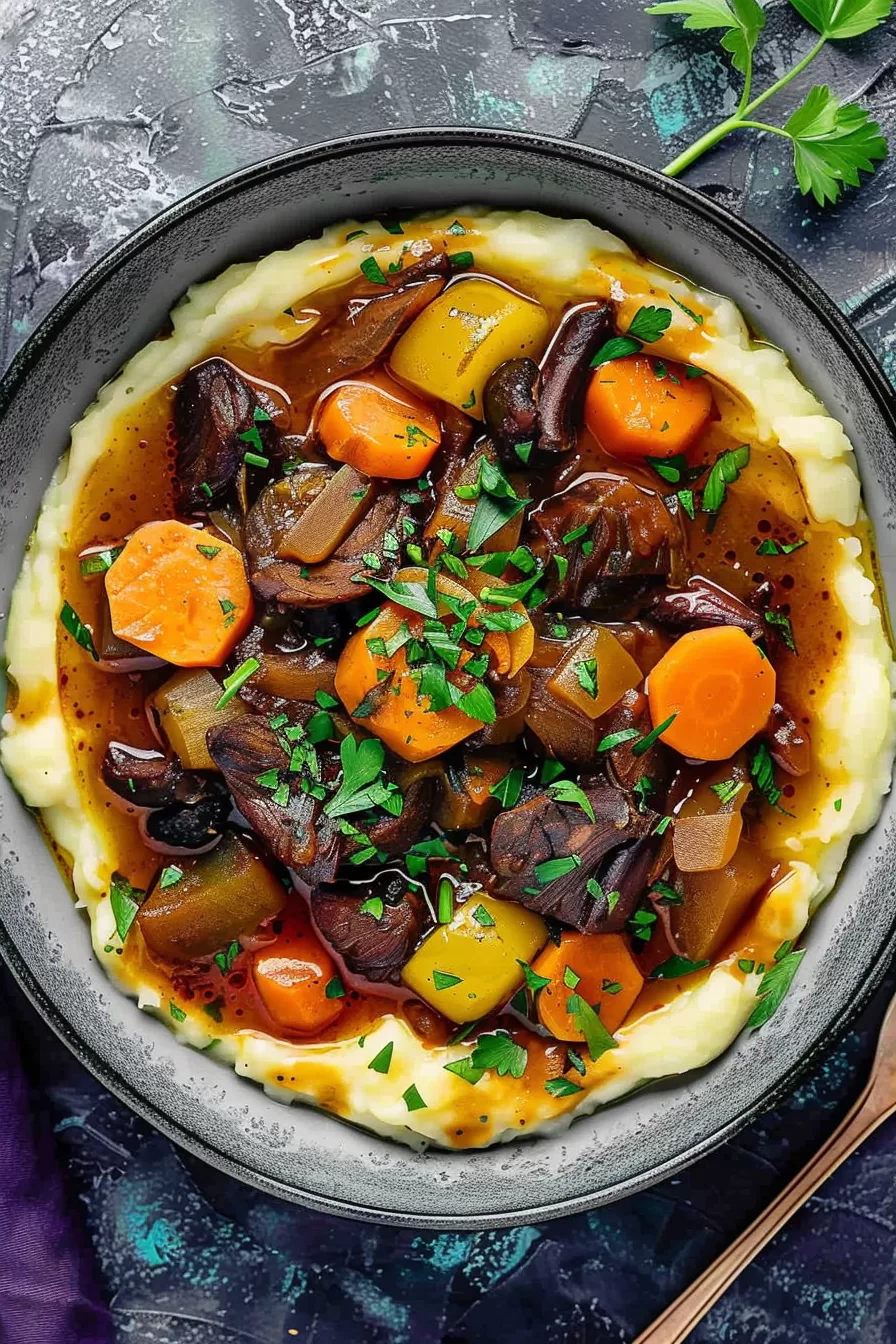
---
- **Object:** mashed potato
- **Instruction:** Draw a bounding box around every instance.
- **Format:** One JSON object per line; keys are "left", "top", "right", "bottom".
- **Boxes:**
{"left": 3, "top": 208, "right": 894, "bottom": 1148}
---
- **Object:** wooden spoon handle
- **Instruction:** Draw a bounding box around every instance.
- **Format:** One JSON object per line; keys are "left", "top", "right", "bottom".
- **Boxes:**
{"left": 633, "top": 1083, "right": 894, "bottom": 1344}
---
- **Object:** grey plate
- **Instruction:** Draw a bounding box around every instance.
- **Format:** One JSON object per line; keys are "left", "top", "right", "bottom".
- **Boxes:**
{"left": 1, "top": 129, "right": 894, "bottom": 1230}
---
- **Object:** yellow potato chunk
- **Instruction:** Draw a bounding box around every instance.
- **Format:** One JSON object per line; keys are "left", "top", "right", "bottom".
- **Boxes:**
{"left": 547, "top": 626, "right": 642, "bottom": 720}
{"left": 389, "top": 278, "right": 551, "bottom": 416}
{"left": 401, "top": 893, "right": 547, "bottom": 1023}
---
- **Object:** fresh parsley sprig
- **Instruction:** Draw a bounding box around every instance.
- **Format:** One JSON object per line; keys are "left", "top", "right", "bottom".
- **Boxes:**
{"left": 647, "top": 0, "right": 890, "bottom": 204}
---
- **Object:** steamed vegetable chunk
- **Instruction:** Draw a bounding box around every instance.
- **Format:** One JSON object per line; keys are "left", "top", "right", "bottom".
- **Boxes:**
{"left": 532, "top": 932, "right": 644, "bottom": 1041}
{"left": 389, "top": 278, "right": 551, "bottom": 416}
{"left": 547, "top": 625, "right": 643, "bottom": 720}
{"left": 137, "top": 832, "right": 285, "bottom": 962}
{"left": 253, "top": 931, "right": 345, "bottom": 1032}
{"left": 318, "top": 377, "right": 442, "bottom": 480}
{"left": 150, "top": 668, "right": 247, "bottom": 771}
{"left": 106, "top": 519, "right": 253, "bottom": 665}
{"left": 584, "top": 353, "right": 713, "bottom": 460}
{"left": 401, "top": 894, "right": 547, "bottom": 1022}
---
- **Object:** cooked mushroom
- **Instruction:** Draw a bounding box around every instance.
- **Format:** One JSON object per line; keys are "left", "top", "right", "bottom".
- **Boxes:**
{"left": 483, "top": 358, "right": 540, "bottom": 456}
{"left": 173, "top": 358, "right": 281, "bottom": 512}
{"left": 142, "top": 789, "right": 231, "bottom": 853}
{"left": 651, "top": 576, "right": 764, "bottom": 641}
{"left": 295, "top": 274, "right": 446, "bottom": 392}
{"left": 764, "top": 701, "right": 811, "bottom": 776}
{"left": 247, "top": 464, "right": 409, "bottom": 606}
{"left": 490, "top": 777, "right": 657, "bottom": 933}
{"left": 206, "top": 715, "right": 327, "bottom": 869}
{"left": 598, "top": 687, "right": 671, "bottom": 796}
{"left": 536, "top": 302, "right": 614, "bottom": 455}
{"left": 102, "top": 742, "right": 182, "bottom": 808}
{"left": 311, "top": 870, "right": 430, "bottom": 982}
{"left": 528, "top": 473, "right": 684, "bottom": 616}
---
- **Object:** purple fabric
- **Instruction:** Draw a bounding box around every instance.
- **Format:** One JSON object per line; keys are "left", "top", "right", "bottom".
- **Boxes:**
{"left": 0, "top": 975, "right": 114, "bottom": 1344}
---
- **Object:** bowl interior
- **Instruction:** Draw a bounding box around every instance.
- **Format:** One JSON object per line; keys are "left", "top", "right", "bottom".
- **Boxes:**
{"left": 1, "top": 130, "right": 894, "bottom": 1228}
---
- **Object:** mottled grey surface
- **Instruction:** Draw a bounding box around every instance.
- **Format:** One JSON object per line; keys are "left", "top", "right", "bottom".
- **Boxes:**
{"left": 3, "top": 0, "right": 896, "bottom": 1340}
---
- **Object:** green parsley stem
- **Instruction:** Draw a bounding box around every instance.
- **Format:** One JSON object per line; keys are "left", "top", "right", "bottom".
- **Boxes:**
{"left": 662, "top": 35, "right": 827, "bottom": 179}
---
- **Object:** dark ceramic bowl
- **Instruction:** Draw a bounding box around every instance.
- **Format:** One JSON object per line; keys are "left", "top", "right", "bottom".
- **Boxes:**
{"left": 1, "top": 129, "right": 894, "bottom": 1229}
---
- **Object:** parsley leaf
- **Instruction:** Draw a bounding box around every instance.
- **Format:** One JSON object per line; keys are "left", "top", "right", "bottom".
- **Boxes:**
{"left": 545, "top": 1077, "right": 584, "bottom": 1098}
{"left": 548, "top": 779, "right": 596, "bottom": 822}
{"left": 517, "top": 959, "right": 552, "bottom": 993}
{"left": 591, "top": 335, "right": 643, "bottom": 368}
{"left": 790, "top": 0, "right": 892, "bottom": 40}
{"left": 567, "top": 993, "right": 618, "bottom": 1063}
{"left": 109, "top": 873, "right": 144, "bottom": 943}
{"left": 646, "top": 0, "right": 764, "bottom": 76}
{"left": 324, "top": 735, "right": 386, "bottom": 818}
{"left": 470, "top": 1030, "right": 528, "bottom": 1078}
{"left": 702, "top": 444, "right": 750, "bottom": 514}
{"left": 627, "top": 304, "right": 673, "bottom": 343}
{"left": 366, "top": 576, "right": 439, "bottom": 619}
{"left": 60, "top": 601, "right": 99, "bottom": 661}
{"left": 650, "top": 955, "right": 710, "bottom": 979}
{"left": 535, "top": 855, "right": 582, "bottom": 886}
{"left": 489, "top": 767, "right": 524, "bottom": 809}
{"left": 784, "top": 85, "right": 887, "bottom": 206}
{"left": 748, "top": 947, "right": 805, "bottom": 1028}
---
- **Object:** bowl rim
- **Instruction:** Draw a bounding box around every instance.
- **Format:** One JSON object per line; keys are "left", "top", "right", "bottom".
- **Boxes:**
{"left": 2, "top": 124, "right": 895, "bottom": 1228}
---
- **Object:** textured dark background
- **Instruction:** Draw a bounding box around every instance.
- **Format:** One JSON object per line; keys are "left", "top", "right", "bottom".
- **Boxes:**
{"left": 3, "top": 0, "right": 896, "bottom": 1340}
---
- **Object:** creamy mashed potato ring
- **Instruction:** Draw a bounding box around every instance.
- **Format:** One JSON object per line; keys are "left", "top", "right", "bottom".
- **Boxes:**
{"left": 3, "top": 207, "right": 894, "bottom": 1149}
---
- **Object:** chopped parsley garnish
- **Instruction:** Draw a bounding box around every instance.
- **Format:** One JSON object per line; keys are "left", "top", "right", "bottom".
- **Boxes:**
{"left": 562, "top": 524, "right": 589, "bottom": 544}
{"left": 834, "top": 797, "right": 843, "bottom": 812}
{"left": 360, "top": 255, "right": 388, "bottom": 285}
{"left": 325, "top": 976, "right": 346, "bottom": 999}
{"left": 671, "top": 295, "right": 704, "bottom": 326}
{"left": 541, "top": 759, "right": 566, "bottom": 785}
{"left": 514, "top": 440, "right": 533, "bottom": 464}
{"left": 403, "top": 1084, "right": 428, "bottom": 1112}
{"left": 455, "top": 682, "right": 497, "bottom": 724}
{"left": 591, "top": 335, "right": 642, "bottom": 368}
{"left": 367, "top": 1042, "right": 394, "bottom": 1074}
{"left": 345, "top": 229, "right": 367, "bottom": 241}
{"left": 215, "top": 657, "right": 259, "bottom": 709}
{"left": 159, "top": 865, "right": 184, "bottom": 889}
{"left": 677, "top": 488, "right": 696, "bottom": 520}
{"left": 567, "top": 994, "right": 617, "bottom": 1063}
{"left": 214, "top": 940, "right": 240, "bottom": 976}
{"left": 433, "top": 970, "right": 464, "bottom": 991}
{"left": 315, "top": 689, "right": 340, "bottom": 710}
{"left": 748, "top": 945, "right": 805, "bottom": 1028}
{"left": 359, "top": 896, "right": 384, "bottom": 920}
{"left": 627, "top": 304, "right": 673, "bottom": 342}
{"left": 169, "top": 1002, "right": 187, "bottom": 1022}
{"left": 244, "top": 451, "right": 269, "bottom": 469}
{"left": 750, "top": 741, "right": 786, "bottom": 811}
{"left": 458, "top": 455, "right": 528, "bottom": 553}
{"left": 554, "top": 555, "right": 569, "bottom": 581}
{"left": 633, "top": 776, "right": 655, "bottom": 812}
{"left": 764, "top": 608, "right": 798, "bottom": 653}
{"left": 489, "top": 767, "right": 524, "bottom": 809}
{"left": 405, "top": 836, "right": 451, "bottom": 877}
{"left": 702, "top": 444, "right": 750, "bottom": 514}
{"left": 461, "top": 389, "right": 476, "bottom": 409}
{"left": 563, "top": 965, "right": 581, "bottom": 990}
{"left": 650, "top": 879, "right": 681, "bottom": 905}
{"left": 60, "top": 601, "right": 99, "bottom": 661}
{"left": 324, "top": 734, "right": 389, "bottom": 818}
{"left": 447, "top": 220, "right": 466, "bottom": 235}
{"left": 444, "top": 1057, "right": 484, "bottom": 1085}
{"left": 197, "top": 543, "right": 222, "bottom": 560}
{"left": 597, "top": 727, "right": 640, "bottom": 752}
{"left": 366, "top": 575, "right": 439, "bottom": 619}
{"left": 449, "top": 250, "right": 474, "bottom": 269}
{"left": 738, "top": 959, "right": 756, "bottom": 974}
{"left": 535, "top": 854, "right": 581, "bottom": 886}
{"left": 517, "top": 959, "right": 551, "bottom": 993}
{"left": 306, "top": 710, "right": 335, "bottom": 743}
{"left": 379, "top": 219, "right": 404, "bottom": 234}
{"left": 632, "top": 713, "right": 676, "bottom": 756}
{"left": 548, "top": 779, "right": 595, "bottom": 822}
{"left": 471, "top": 904, "right": 496, "bottom": 927}
{"left": 711, "top": 777, "right": 745, "bottom": 806}
{"left": 576, "top": 657, "right": 598, "bottom": 699}
{"left": 437, "top": 877, "right": 454, "bottom": 925}
{"left": 470, "top": 1030, "right": 528, "bottom": 1078}
{"left": 109, "top": 873, "right": 144, "bottom": 943}
{"left": 545, "top": 1077, "right": 584, "bottom": 1098}
{"left": 79, "top": 546, "right": 122, "bottom": 576}
{"left": 650, "top": 955, "right": 710, "bottom": 980}
{"left": 630, "top": 909, "right": 657, "bottom": 941}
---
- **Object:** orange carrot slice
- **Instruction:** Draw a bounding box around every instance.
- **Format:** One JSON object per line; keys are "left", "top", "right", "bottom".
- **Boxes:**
{"left": 253, "top": 933, "right": 345, "bottom": 1033}
{"left": 585, "top": 353, "right": 712, "bottom": 460}
{"left": 105, "top": 519, "right": 252, "bottom": 667}
{"left": 647, "top": 625, "right": 776, "bottom": 761}
{"left": 319, "top": 378, "right": 441, "bottom": 480}
{"left": 533, "top": 931, "right": 643, "bottom": 1041}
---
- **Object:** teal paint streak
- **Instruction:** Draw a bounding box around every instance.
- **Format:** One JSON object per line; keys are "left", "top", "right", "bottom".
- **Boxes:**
{"left": 410, "top": 1231, "right": 474, "bottom": 1272}
{"left": 643, "top": 48, "right": 732, "bottom": 144}
{"left": 459, "top": 1226, "right": 541, "bottom": 1288}
{"left": 460, "top": 74, "right": 528, "bottom": 128}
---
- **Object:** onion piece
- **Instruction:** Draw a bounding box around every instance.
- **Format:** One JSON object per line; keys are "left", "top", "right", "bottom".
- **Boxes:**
{"left": 150, "top": 668, "right": 247, "bottom": 771}
{"left": 277, "top": 464, "right": 375, "bottom": 564}
{"left": 547, "top": 624, "right": 642, "bottom": 720}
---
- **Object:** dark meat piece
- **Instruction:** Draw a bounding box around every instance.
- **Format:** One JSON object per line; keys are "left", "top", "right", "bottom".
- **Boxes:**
{"left": 528, "top": 473, "right": 684, "bottom": 617}
{"left": 524, "top": 666, "right": 603, "bottom": 768}
{"left": 143, "top": 790, "right": 231, "bottom": 853}
{"left": 490, "top": 776, "right": 657, "bottom": 933}
{"left": 312, "top": 870, "right": 430, "bottom": 982}
{"left": 537, "top": 303, "right": 614, "bottom": 455}
{"left": 102, "top": 742, "right": 182, "bottom": 808}
{"left": 173, "top": 358, "right": 281, "bottom": 512}
{"left": 599, "top": 687, "right": 671, "bottom": 796}
{"left": 296, "top": 274, "right": 446, "bottom": 390}
{"left": 651, "top": 576, "right": 764, "bottom": 641}
{"left": 207, "top": 715, "right": 326, "bottom": 869}
{"left": 484, "top": 359, "right": 539, "bottom": 458}
{"left": 764, "top": 702, "right": 811, "bottom": 776}
{"left": 246, "top": 464, "right": 409, "bottom": 606}
{"left": 439, "top": 404, "right": 475, "bottom": 464}
{"left": 367, "top": 763, "right": 435, "bottom": 856}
